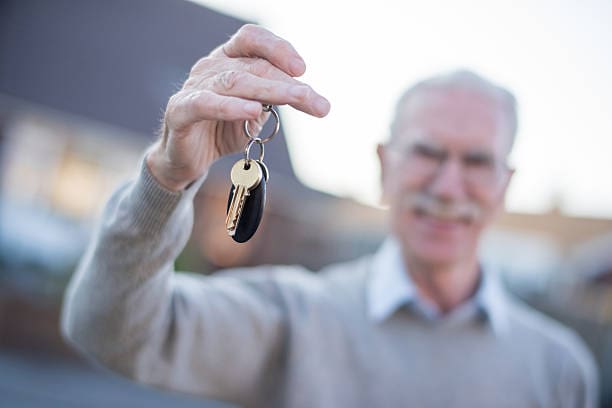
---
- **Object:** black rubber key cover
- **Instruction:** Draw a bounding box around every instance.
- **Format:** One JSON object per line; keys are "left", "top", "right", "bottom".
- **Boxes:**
{"left": 226, "top": 161, "right": 267, "bottom": 243}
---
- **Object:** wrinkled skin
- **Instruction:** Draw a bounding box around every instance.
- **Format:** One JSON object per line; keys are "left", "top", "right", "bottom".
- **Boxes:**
{"left": 147, "top": 24, "right": 330, "bottom": 192}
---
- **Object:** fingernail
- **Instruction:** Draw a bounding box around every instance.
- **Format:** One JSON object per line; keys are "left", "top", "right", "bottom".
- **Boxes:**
{"left": 290, "top": 58, "right": 306, "bottom": 76}
{"left": 315, "top": 97, "right": 330, "bottom": 116}
{"left": 243, "top": 101, "right": 260, "bottom": 116}
{"left": 289, "top": 85, "right": 308, "bottom": 99}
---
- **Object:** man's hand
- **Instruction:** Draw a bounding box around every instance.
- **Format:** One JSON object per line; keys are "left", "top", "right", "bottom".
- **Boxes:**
{"left": 146, "top": 24, "right": 330, "bottom": 192}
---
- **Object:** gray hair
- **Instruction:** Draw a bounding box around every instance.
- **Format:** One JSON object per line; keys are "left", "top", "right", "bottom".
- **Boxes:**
{"left": 390, "top": 70, "right": 518, "bottom": 153}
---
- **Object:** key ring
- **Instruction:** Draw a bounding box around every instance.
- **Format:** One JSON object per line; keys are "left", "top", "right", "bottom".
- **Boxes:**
{"left": 243, "top": 104, "right": 280, "bottom": 144}
{"left": 244, "top": 138, "right": 265, "bottom": 165}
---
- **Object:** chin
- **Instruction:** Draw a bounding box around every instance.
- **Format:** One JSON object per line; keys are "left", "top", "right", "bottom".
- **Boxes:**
{"left": 393, "top": 212, "right": 479, "bottom": 266}
{"left": 407, "top": 239, "right": 469, "bottom": 267}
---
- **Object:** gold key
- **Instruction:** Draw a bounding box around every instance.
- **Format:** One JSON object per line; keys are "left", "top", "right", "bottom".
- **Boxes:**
{"left": 225, "top": 159, "right": 263, "bottom": 237}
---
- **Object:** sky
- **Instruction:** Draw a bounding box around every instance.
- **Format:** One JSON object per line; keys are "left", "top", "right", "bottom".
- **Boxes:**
{"left": 194, "top": 0, "right": 612, "bottom": 218}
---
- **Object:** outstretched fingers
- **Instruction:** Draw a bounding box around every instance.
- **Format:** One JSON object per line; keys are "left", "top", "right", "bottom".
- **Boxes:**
{"left": 171, "top": 24, "right": 330, "bottom": 131}
{"left": 219, "top": 24, "right": 306, "bottom": 78}
{"left": 167, "top": 90, "right": 263, "bottom": 131}
{"left": 209, "top": 70, "right": 328, "bottom": 117}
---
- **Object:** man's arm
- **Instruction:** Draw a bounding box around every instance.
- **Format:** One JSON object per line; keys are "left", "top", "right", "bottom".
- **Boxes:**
{"left": 61, "top": 159, "right": 289, "bottom": 403}
{"left": 61, "top": 25, "right": 329, "bottom": 404}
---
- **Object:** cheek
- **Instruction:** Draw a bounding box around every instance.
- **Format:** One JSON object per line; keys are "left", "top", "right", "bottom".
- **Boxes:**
{"left": 469, "top": 184, "right": 506, "bottom": 223}
{"left": 386, "top": 176, "right": 424, "bottom": 232}
{"left": 383, "top": 167, "right": 424, "bottom": 203}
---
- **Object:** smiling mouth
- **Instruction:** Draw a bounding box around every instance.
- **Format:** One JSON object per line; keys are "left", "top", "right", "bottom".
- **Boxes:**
{"left": 414, "top": 206, "right": 471, "bottom": 225}
{"left": 402, "top": 193, "right": 482, "bottom": 225}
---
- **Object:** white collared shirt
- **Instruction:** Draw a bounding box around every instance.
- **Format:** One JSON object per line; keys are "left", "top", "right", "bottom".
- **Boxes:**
{"left": 367, "top": 237, "right": 509, "bottom": 335}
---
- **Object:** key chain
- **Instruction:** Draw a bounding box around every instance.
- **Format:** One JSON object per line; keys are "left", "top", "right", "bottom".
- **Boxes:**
{"left": 225, "top": 104, "right": 279, "bottom": 243}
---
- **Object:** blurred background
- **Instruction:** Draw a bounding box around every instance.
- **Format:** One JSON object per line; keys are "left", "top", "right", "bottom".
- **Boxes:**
{"left": 0, "top": 0, "right": 610, "bottom": 406}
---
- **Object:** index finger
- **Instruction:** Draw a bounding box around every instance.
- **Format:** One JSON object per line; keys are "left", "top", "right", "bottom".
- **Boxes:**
{"left": 215, "top": 24, "right": 306, "bottom": 77}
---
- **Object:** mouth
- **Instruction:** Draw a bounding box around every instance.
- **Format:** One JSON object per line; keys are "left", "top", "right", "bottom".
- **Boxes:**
{"left": 413, "top": 208, "right": 469, "bottom": 234}
{"left": 413, "top": 206, "right": 472, "bottom": 225}
{"left": 402, "top": 193, "right": 482, "bottom": 226}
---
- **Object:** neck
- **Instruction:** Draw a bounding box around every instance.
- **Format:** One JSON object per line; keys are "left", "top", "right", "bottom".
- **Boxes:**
{"left": 402, "top": 250, "right": 481, "bottom": 314}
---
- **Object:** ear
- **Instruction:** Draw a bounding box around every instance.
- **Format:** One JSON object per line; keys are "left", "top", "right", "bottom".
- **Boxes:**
{"left": 377, "top": 143, "right": 389, "bottom": 205}
{"left": 493, "top": 167, "right": 515, "bottom": 216}
{"left": 500, "top": 167, "right": 515, "bottom": 197}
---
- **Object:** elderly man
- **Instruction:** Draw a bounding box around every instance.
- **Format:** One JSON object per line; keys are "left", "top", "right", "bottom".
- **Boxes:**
{"left": 62, "top": 25, "right": 597, "bottom": 407}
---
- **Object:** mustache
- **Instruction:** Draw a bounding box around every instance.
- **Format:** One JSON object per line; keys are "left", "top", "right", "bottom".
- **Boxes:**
{"left": 400, "top": 193, "right": 483, "bottom": 223}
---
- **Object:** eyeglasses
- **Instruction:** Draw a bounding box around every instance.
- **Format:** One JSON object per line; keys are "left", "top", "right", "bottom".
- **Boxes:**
{"left": 385, "top": 142, "right": 510, "bottom": 188}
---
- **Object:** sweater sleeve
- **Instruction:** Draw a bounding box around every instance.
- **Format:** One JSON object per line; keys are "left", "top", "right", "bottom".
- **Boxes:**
{"left": 61, "top": 158, "right": 287, "bottom": 405}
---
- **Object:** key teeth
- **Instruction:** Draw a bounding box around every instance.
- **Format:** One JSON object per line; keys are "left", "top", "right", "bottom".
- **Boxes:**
{"left": 228, "top": 197, "right": 244, "bottom": 235}
{"left": 226, "top": 185, "right": 250, "bottom": 236}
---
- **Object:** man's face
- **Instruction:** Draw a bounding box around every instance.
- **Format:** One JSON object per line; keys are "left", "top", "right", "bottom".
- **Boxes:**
{"left": 378, "top": 88, "right": 513, "bottom": 267}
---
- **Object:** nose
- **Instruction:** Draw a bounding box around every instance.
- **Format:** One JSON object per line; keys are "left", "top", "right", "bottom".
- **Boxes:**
{"left": 427, "top": 157, "right": 467, "bottom": 201}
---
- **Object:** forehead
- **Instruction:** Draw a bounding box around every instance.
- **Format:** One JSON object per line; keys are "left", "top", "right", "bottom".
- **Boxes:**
{"left": 393, "top": 88, "right": 511, "bottom": 156}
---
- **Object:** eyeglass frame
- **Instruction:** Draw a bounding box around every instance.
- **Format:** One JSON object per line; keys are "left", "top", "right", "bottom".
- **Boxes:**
{"left": 383, "top": 139, "right": 512, "bottom": 189}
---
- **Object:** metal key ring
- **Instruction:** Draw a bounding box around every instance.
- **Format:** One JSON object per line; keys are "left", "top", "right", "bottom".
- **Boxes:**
{"left": 243, "top": 104, "right": 280, "bottom": 144}
{"left": 244, "top": 138, "right": 265, "bottom": 164}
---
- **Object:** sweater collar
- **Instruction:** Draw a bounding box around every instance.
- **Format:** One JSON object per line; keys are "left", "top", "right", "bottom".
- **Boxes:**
{"left": 367, "top": 237, "right": 510, "bottom": 335}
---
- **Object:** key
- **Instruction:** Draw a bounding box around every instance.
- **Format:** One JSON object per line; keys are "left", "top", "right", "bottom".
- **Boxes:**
{"left": 225, "top": 160, "right": 268, "bottom": 243}
{"left": 225, "top": 103, "right": 278, "bottom": 242}
{"left": 225, "top": 159, "right": 263, "bottom": 238}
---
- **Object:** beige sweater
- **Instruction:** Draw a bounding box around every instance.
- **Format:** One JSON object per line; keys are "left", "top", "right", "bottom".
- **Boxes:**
{"left": 61, "top": 160, "right": 598, "bottom": 408}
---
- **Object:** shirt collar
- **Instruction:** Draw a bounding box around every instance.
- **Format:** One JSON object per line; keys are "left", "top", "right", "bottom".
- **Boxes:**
{"left": 367, "top": 237, "right": 510, "bottom": 335}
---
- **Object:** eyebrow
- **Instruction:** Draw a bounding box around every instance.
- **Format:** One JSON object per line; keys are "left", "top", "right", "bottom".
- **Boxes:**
{"left": 410, "top": 141, "right": 499, "bottom": 162}
{"left": 463, "top": 150, "right": 495, "bottom": 162}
